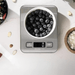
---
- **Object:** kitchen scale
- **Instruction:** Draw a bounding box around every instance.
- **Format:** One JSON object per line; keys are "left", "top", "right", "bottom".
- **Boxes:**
{"left": 20, "top": 5, "right": 58, "bottom": 53}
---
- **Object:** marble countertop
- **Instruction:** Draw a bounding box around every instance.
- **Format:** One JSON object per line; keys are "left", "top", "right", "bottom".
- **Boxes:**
{"left": 0, "top": 0, "right": 75, "bottom": 75}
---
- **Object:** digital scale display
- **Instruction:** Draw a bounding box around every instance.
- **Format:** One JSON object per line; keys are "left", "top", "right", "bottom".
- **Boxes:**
{"left": 34, "top": 42, "right": 45, "bottom": 48}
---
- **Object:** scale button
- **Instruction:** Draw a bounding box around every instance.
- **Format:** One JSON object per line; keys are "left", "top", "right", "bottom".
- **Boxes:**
{"left": 47, "top": 42, "right": 53, "bottom": 48}
{"left": 26, "top": 42, "right": 32, "bottom": 48}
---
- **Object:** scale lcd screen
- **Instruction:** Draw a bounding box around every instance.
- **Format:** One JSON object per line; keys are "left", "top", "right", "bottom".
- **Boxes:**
{"left": 34, "top": 42, "right": 45, "bottom": 48}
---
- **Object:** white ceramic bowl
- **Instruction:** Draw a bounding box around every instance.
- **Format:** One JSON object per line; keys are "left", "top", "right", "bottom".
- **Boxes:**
{"left": 24, "top": 7, "right": 56, "bottom": 39}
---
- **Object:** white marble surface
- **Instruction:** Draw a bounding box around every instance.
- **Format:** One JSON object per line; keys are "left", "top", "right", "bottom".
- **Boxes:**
{"left": 0, "top": 0, "right": 75, "bottom": 75}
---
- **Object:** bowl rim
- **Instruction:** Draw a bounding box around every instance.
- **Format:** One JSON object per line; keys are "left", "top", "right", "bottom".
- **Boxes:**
{"left": 64, "top": 27, "right": 75, "bottom": 53}
{"left": 24, "top": 6, "right": 56, "bottom": 39}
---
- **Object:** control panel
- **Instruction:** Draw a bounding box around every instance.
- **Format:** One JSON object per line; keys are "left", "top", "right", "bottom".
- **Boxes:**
{"left": 26, "top": 42, "right": 53, "bottom": 48}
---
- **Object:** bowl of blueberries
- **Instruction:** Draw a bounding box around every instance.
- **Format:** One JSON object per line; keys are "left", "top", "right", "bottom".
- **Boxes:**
{"left": 25, "top": 7, "right": 56, "bottom": 39}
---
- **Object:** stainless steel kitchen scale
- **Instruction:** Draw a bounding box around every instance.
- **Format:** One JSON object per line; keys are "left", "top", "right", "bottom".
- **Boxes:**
{"left": 20, "top": 5, "right": 58, "bottom": 53}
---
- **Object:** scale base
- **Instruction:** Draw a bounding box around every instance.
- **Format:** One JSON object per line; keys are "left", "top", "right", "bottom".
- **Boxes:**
{"left": 20, "top": 5, "right": 58, "bottom": 53}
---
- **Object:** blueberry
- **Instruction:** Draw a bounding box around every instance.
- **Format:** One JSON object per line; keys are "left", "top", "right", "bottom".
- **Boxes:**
{"left": 40, "top": 27, "right": 43, "bottom": 31}
{"left": 28, "top": 14, "right": 31, "bottom": 18}
{"left": 35, "top": 10, "right": 39, "bottom": 14}
{"left": 34, "top": 29, "right": 39, "bottom": 33}
{"left": 42, "top": 32, "right": 46, "bottom": 36}
{"left": 39, "top": 14, "right": 42, "bottom": 18}
{"left": 40, "top": 18, "right": 43, "bottom": 22}
{"left": 31, "top": 12, "right": 35, "bottom": 15}
{"left": 33, "top": 24, "right": 36, "bottom": 27}
{"left": 30, "top": 20, "right": 33, "bottom": 23}
{"left": 45, "top": 19, "right": 50, "bottom": 24}
{"left": 47, "top": 24, "right": 51, "bottom": 28}
{"left": 40, "top": 33, "right": 43, "bottom": 37}
{"left": 46, "top": 31, "right": 50, "bottom": 34}
{"left": 47, "top": 28, "right": 51, "bottom": 32}
{"left": 28, "top": 27, "right": 31, "bottom": 30}
{"left": 46, "top": 30, "right": 48, "bottom": 33}
{"left": 42, "top": 16, "right": 45, "bottom": 19}
{"left": 43, "top": 29, "right": 46, "bottom": 32}
{"left": 50, "top": 21, "right": 53, "bottom": 25}
{"left": 32, "top": 32, "right": 35, "bottom": 35}
{"left": 30, "top": 17, "right": 34, "bottom": 21}
{"left": 46, "top": 17, "right": 50, "bottom": 20}
{"left": 41, "top": 23, "right": 45, "bottom": 26}
{"left": 46, "top": 30, "right": 50, "bottom": 34}
{"left": 35, "top": 34, "right": 39, "bottom": 37}
{"left": 46, "top": 13, "right": 49, "bottom": 16}
{"left": 43, "top": 25, "right": 47, "bottom": 28}
{"left": 36, "top": 17, "right": 39, "bottom": 20}
{"left": 39, "top": 10, "right": 43, "bottom": 14}
{"left": 38, "top": 25, "right": 41, "bottom": 28}
{"left": 49, "top": 15, "right": 52, "bottom": 18}
{"left": 36, "top": 22, "right": 40, "bottom": 25}
{"left": 43, "top": 11, "right": 47, "bottom": 14}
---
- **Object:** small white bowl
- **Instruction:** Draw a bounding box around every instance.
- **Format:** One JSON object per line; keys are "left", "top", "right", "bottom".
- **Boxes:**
{"left": 24, "top": 6, "right": 56, "bottom": 39}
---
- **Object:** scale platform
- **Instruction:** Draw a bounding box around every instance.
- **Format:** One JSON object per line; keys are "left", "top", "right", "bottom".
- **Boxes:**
{"left": 20, "top": 5, "right": 58, "bottom": 53}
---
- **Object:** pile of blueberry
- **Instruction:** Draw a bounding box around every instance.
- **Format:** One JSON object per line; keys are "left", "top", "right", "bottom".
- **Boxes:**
{"left": 0, "top": 0, "right": 8, "bottom": 25}
{"left": 26, "top": 9, "right": 54, "bottom": 37}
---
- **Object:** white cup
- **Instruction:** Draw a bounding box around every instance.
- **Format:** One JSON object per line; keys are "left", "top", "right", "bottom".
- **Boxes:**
{"left": 24, "top": 7, "right": 56, "bottom": 39}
